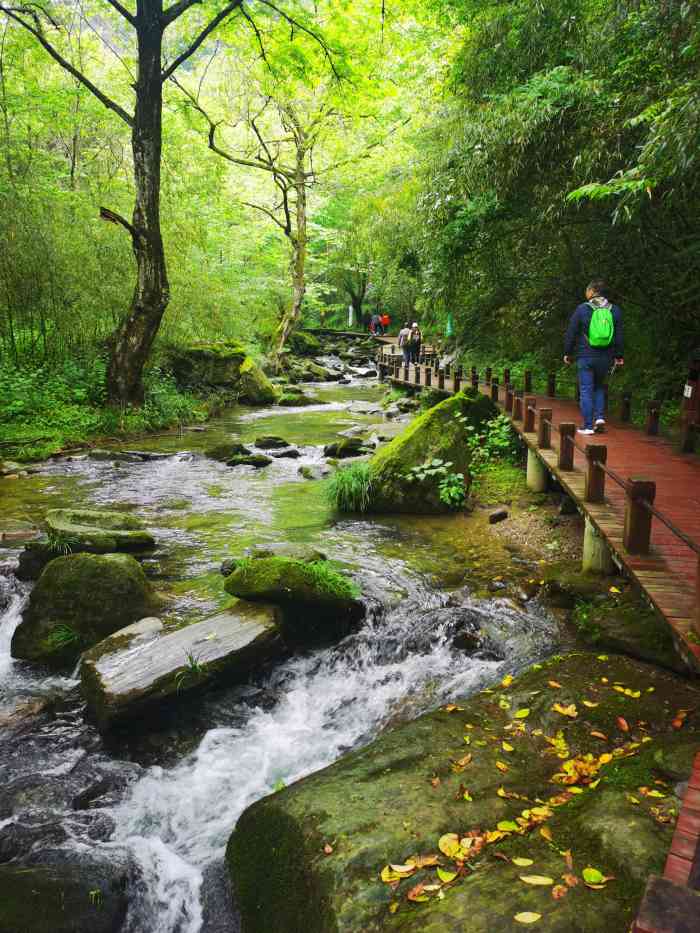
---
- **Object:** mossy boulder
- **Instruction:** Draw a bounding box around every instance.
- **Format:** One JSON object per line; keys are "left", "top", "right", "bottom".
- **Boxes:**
{"left": 0, "top": 858, "right": 129, "bottom": 933}
{"left": 255, "top": 436, "right": 291, "bottom": 449}
{"left": 238, "top": 356, "right": 279, "bottom": 404}
{"left": 169, "top": 340, "right": 247, "bottom": 385}
{"left": 11, "top": 553, "right": 163, "bottom": 668}
{"left": 288, "top": 330, "right": 322, "bottom": 356}
{"left": 367, "top": 390, "right": 495, "bottom": 513}
{"left": 227, "top": 454, "right": 272, "bottom": 469}
{"left": 45, "top": 508, "right": 155, "bottom": 553}
{"left": 323, "top": 437, "right": 370, "bottom": 459}
{"left": 227, "top": 652, "right": 700, "bottom": 933}
{"left": 224, "top": 557, "right": 363, "bottom": 642}
{"left": 204, "top": 442, "right": 251, "bottom": 462}
{"left": 278, "top": 390, "right": 321, "bottom": 407}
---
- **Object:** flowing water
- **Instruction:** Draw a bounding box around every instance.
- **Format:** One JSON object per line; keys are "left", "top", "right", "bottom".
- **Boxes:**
{"left": 0, "top": 379, "right": 561, "bottom": 932}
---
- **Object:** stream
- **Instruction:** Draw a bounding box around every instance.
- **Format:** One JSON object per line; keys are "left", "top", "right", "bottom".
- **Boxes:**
{"left": 0, "top": 378, "right": 562, "bottom": 932}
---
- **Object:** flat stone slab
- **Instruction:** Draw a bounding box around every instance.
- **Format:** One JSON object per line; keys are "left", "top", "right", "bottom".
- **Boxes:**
{"left": 81, "top": 603, "right": 281, "bottom": 729}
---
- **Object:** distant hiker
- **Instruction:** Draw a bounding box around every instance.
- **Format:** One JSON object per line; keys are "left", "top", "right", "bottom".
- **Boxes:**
{"left": 369, "top": 313, "right": 380, "bottom": 335}
{"left": 564, "top": 279, "right": 624, "bottom": 435}
{"left": 409, "top": 322, "right": 422, "bottom": 363}
{"left": 381, "top": 312, "right": 390, "bottom": 334}
{"left": 398, "top": 322, "right": 412, "bottom": 364}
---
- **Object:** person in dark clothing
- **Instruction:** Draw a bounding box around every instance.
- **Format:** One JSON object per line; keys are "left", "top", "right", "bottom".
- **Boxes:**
{"left": 564, "top": 279, "right": 624, "bottom": 435}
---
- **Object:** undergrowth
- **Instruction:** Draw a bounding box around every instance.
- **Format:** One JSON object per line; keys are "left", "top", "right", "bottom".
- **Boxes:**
{"left": 326, "top": 462, "right": 374, "bottom": 513}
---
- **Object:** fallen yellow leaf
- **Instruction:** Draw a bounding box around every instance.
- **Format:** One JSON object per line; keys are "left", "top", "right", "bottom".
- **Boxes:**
{"left": 514, "top": 913, "right": 542, "bottom": 925}
{"left": 437, "top": 867, "right": 457, "bottom": 884}
{"left": 512, "top": 857, "right": 534, "bottom": 867}
{"left": 582, "top": 700, "right": 599, "bottom": 708}
{"left": 548, "top": 680, "right": 562, "bottom": 689}
{"left": 502, "top": 741, "right": 514, "bottom": 752}
{"left": 388, "top": 901, "right": 399, "bottom": 914}
{"left": 540, "top": 827, "right": 553, "bottom": 842}
{"left": 390, "top": 863, "right": 417, "bottom": 876}
{"left": 502, "top": 674, "right": 514, "bottom": 688}
{"left": 515, "top": 708, "right": 530, "bottom": 719}
{"left": 496, "top": 760, "right": 509, "bottom": 773}
{"left": 519, "top": 875, "right": 554, "bottom": 886}
{"left": 438, "top": 833, "right": 461, "bottom": 859}
{"left": 552, "top": 702, "right": 578, "bottom": 718}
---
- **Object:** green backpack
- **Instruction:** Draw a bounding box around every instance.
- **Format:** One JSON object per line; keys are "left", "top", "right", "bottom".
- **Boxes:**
{"left": 587, "top": 302, "right": 614, "bottom": 348}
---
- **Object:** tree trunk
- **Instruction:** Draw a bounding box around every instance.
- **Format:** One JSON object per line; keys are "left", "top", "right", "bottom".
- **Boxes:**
{"left": 106, "top": 0, "right": 169, "bottom": 406}
{"left": 273, "top": 161, "right": 307, "bottom": 366}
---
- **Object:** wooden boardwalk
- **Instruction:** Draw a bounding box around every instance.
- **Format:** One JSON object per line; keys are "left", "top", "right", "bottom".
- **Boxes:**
{"left": 377, "top": 349, "right": 700, "bottom": 669}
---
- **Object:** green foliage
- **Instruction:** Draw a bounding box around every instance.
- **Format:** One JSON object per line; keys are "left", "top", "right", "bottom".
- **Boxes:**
{"left": 45, "top": 623, "right": 81, "bottom": 650}
{"left": 463, "top": 414, "right": 522, "bottom": 475}
{"left": 326, "top": 463, "right": 374, "bottom": 513}
{"left": 174, "top": 651, "right": 207, "bottom": 693}
{"left": 403, "top": 457, "right": 467, "bottom": 510}
{"left": 437, "top": 472, "right": 467, "bottom": 509}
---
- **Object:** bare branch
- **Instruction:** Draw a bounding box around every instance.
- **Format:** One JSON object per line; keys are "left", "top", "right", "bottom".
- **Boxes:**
{"left": 161, "top": 0, "right": 242, "bottom": 81}
{"left": 241, "top": 199, "right": 288, "bottom": 232}
{"left": 240, "top": 3, "right": 274, "bottom": 74}
{"left": 256, "top": 0, "right": 340, "bottom": 80}
{"left": 0, "top": 5, "right": 134, "bottom": 125}
{"left": 100, "top": 206, "right": 140, "bottom": 247}
{"left": 162, "top": 0, "right": 200, "bottom": 27}
{"left": 104, "top": 0, "right": 135, "bottom": 25}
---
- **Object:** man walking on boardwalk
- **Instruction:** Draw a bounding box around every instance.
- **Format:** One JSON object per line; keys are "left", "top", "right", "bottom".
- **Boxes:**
{"left": 564, "top": 279, "right": 624, "bottom": 435}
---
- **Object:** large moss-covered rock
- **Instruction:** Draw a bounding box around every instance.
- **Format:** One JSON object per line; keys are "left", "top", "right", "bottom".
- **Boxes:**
{"left": 224, "top": 557, "right": 363, "bottom": 642}
{"left": 45, "top": 508, "right": 155, "bottom": 553}
{"left": 11, "top": 553, "right": 162, "bottom": 668}
{"left": 367, "top": 390, "right": 495, "bottom": 513}
{"left": 227, "top": 653, "right": 700, "bottom": 933}
{"left": 288, "top": 331, "right": 322, "bottom": 356}
{"left": 205, "top": 442, "right": 252, "bottom": 462}
{"left": 167, "top": 341, "right": 277, "bottom": 404}
{"left": 238, "top": 356, "right": 278, "bottom": 404}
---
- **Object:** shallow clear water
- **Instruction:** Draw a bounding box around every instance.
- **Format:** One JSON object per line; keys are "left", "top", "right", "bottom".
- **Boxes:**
{"left": 0, "top": 379, "right": 560, "bottom": 932}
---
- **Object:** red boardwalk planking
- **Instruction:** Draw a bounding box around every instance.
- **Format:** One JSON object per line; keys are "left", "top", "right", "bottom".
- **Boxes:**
{"left": 380, "top": 352, "right": 700, "bottom": 665}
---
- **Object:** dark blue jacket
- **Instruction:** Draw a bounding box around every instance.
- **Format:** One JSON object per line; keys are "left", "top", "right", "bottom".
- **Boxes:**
{"left": 564, "top": 302, "right": 623, "bottom": 359}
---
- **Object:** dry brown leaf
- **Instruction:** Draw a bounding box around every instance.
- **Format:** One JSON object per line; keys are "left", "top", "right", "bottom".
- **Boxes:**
{"left": 323, "top": 843, "right": 333, "bottom": 855}
{"left": 552, "top": 884, "right": 568, "bottom": 900}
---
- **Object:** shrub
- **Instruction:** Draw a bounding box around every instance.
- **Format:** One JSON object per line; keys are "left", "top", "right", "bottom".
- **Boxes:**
{"left": 326, "top": 462, "right": 374, "bottom": 513}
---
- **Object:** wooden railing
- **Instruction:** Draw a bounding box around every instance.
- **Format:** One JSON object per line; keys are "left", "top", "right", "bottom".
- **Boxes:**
{"left": 376, "top": 347, "right": 700, "bottom": 634}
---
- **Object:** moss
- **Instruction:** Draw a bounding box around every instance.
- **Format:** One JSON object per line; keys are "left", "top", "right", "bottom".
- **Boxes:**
{"left": 287, "top": 331, "right": 322, "bottom": 356}
{"left": 470, "top": 460, "right": 528, "bottom": 505}
{"left": 238, "top": 356, "right": 279, "bottom": 405}
{"left": 224, "top": 557, "right": 362, "bottom": 642}
{"left": 11, "top": 553, "right": 162, "bottom": 668}
{"left": 228, "top": 651, "right": 700, "bottom": 933}
{"left": 204, "top": 442, "right": 251, "bottom": 462}
{"left": 367, "top": 390, "right": 495, "bottom": 513}
{"left": 44, "top": 508, "right": 155, "bottom": 553}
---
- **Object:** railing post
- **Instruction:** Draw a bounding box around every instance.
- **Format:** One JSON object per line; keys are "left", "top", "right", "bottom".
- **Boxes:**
{"left": 453, "top": 371, "right": 462, "bottom": 393}
{"left": 490, "top": 377, "right": 499, "bottom": 403}
{"left": 558, "top": 422, "right": 576, "bottom": 470}
{"left": 485, "top": 366, "right": 492, "bottom": 385}
{"left": 505, "top": 384, "right": 514, "bottom": 413}
{"left": 538, "top": 408, "right": 552, "bottom": 449}
{"left": 403, "top": 365, "right": 409, "bottom": 382}
{"left": 524, "top": 370, "right": 532, "bottom": 393}
{"left": 425, "top": 367, "right": 432, "bottom": 387}
{"left": 394, "top": 361, "right": 400, "bottom": 380}
{"left": 547, "top": 372, "right": 556, "bottom": 397}
{"left": 420, "top": 350, "right": 426, "bottom": 365}
{"left": 471, "top": 366, "right": 478, "bottom": 389}
{"left": 433, "top": 357, "right": 439, "bottom": 375}
{"left": 584, "top": 444, "right": 607, "bottom": 503}
{"left": 379, "top": 363, "right": 387, "bottom": 382}
{"left": 457, "top": 365, "right": 464, "bottom": 380}
{"left": 524, "top": 396, "right": 537, "bottom": 433}
{"left": 438, "top": 370, "right": 445, "bottom": 391}
{"left": 445, "top": 362, "right": 451, "bottom": 378}
{"left": 646, "top": 400, "right": 661, "bottom": 436}
{"left": 623, "top": 478, "right": 656, "bottom": 554}
{"left": 414, "top": 364, "right": 421, "bottom": 385}
{"left": 513, "top": 393, "right": 523, "bottom": 421}
{"left": 620, "top": 393, "right": 631, "bottom": 423}
{"left": 503, "top": 367, "right": 511, "bottom": 387}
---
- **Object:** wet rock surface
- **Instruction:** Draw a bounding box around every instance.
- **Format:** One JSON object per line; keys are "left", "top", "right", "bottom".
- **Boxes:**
{"left": 228, "top": 653, "right": 700, "bottom": 933}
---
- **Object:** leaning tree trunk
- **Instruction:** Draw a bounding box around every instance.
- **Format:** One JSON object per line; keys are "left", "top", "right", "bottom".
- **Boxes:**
{"left": 273, "top": 167, "right": 307, "bottom": 368}
{"left": 106, "top": 2, "right": 169, "bottom": 406}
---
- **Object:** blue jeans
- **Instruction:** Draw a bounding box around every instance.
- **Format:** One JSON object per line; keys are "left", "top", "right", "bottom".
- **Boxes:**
{"left": 577, "top": 357, "right": 610, "bottom": 428}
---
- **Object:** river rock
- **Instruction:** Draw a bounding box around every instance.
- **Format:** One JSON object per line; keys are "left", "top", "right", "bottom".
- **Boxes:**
{"left": 227, "top": 653, "right": 700, "bottom": 933}
{"left": 205, "top": 442, "right": 252, "bottom": 461}
{"left": 11, "top": 553, "right": 163, "bottom": 669}
{"left": 88, "top": 448, "right": 145, "bottom": 462}
{"left": 269, "top": 448, "right": 301, "bottom": 459}
{"left": 323, "top": 437, "right": 370, "bottom": 458}
{"left": 366, "top": 390, "right": 494, "bottom": 513}
{"left": 220, "top": 542, "right": 326, "bottom": 576}
{"left": 45, "top": 508, "right": 156, "bottom": 553}
{"left": 81, "top": 604, "right": 281, "bottom": 730}
{"left": 278, "top": 390, "right": 321, "bottom": 406}
{"left": 298, "top": 464, "right": 330, "bottom": 480}
{"left": 287, "top": 331, "right": 322, "bottom": 356}
{"left": 255, "top": 435, "right": 291, "bottom": 449}
{"left": 347, "top": 400, "right": 383, "bottom": 415}
{"left": 0, "top": 849, "right": 130, "bottom": 933}
{"left": 227, "top": 454, "right": 272, "bottom": 469}
{"left": 224, "top": 557, "right": 363, "bottom": 642}
{"left": 167, "top": 341, "right": 277, "bottom": 404}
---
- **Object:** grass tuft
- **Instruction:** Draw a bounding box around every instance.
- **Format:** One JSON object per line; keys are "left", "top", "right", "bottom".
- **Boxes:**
{"left": 325, "top": 462, "right": 374, "bottom": 513}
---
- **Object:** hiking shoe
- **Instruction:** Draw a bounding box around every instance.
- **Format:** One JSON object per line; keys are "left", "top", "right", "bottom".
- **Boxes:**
{"left": 594, "top": 419, "right": 606, "bottom": 433}
{"left": 577, "top": 428, "right": 595, "bottom": 436}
